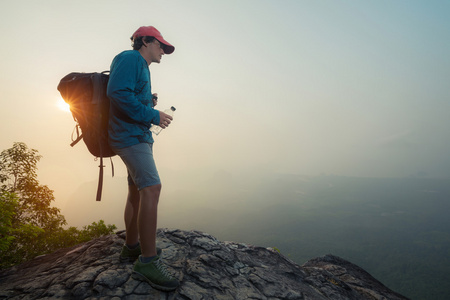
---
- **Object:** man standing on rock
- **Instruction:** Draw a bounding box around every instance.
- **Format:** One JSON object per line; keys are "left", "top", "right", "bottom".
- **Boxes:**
{"left": 107, "top": 25, "right": 179, "bottom": 291}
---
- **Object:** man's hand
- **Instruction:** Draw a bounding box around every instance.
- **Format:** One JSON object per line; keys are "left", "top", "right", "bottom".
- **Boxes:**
{"left": 158, "top": 110, "right": 173, "bottom": 129}
{"left": 152, "top": 93, "right": 158, "bottom": 107}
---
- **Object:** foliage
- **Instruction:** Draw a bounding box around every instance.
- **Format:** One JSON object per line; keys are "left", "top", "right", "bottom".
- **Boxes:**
{"left": 0, "top": 142, "right": 116, "bottom": 269}
{"left": 0, "top": 191, "right": 21, "bottom": 252}
{"left": 79, "top": 220, "right": 117, "bottom": 242}
{"left": 0, "top": 142, "right": 65, "bottom": 229}
{"left": 42, "top": 221, "right": 117, "bottom": 251}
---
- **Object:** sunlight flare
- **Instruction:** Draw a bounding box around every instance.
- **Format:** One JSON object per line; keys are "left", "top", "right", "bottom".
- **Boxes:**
{"left": 57, "top": 96, "right": 71, "bottom": 113}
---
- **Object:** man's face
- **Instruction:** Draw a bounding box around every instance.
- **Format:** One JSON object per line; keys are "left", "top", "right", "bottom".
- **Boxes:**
{"left": 149, "top": 40, "right": 165, "bottom": 64}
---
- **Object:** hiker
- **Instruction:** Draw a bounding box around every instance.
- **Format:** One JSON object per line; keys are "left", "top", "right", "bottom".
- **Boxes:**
{"left": 106, "top": 26, "right": 179, "bottom": 291}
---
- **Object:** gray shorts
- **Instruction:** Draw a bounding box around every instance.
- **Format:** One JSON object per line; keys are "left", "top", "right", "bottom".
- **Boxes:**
{"left": 112, "top": 142, "right": 161, "bottom": 190}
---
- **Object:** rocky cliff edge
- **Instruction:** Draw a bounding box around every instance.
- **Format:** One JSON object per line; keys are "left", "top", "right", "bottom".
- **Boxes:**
{"left": 0, "top": 229, "right": 409, "bottom": 299}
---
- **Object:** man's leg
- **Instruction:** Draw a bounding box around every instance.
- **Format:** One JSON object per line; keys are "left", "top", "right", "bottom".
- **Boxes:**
{"left": 115, "top": 143, "right": 179, "bottom": 290}
{"left": 138, "top": 184, "right": 161, "bottom": 257}
{"left": 124, "top": 184, "right": 140, "bottom": 246}
{"left": 132, "top": 182, "right": 179, "bottom": 291}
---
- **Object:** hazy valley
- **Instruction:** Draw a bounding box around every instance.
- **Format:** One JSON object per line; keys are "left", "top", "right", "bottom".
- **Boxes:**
{"left": 62, "top": 172, "right": 450, "bottom": 300}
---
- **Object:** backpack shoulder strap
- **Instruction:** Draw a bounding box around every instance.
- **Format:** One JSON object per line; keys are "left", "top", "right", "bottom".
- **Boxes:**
{"left": 92, "top": 71, "right": 110, "bottom": 202}
{"left": 91, "top": 73, "right": 103, "bottom": 105}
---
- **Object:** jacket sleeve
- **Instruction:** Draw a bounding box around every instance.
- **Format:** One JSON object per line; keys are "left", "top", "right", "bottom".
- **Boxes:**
{"left": 107, "top": 54, "right": 160, "bottom": 127}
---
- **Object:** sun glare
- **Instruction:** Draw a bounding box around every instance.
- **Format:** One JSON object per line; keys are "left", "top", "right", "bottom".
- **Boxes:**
{"left": 57, "top": 97, "right": 71, "bottom": 113}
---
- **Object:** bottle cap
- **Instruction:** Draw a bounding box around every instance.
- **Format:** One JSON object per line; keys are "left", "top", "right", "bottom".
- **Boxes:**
{"left": 170, "top": 106, "right": 176, "bottom": 111}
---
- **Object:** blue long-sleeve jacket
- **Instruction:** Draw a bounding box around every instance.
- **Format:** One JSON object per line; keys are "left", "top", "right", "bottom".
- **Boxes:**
{"left": 107, "top": 50, "right": 160, "bottom": 149}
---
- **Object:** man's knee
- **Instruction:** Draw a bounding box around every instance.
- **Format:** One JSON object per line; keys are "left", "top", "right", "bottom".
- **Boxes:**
{"left": 147, "top": 183, "right": 162, "bottom": 193}
{"left": 140, "top": 184, "right": 162, "bottom": 200}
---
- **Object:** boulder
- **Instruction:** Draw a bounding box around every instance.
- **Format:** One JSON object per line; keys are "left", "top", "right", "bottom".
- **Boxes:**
{"left": 0, "top": 229, "right": 409, "bottom": 299}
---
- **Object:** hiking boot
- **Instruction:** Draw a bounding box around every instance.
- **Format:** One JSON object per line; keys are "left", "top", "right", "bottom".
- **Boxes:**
{"left": 132, "top": 256, "right": 180, "bottom": 291}
{"left": 120, "top": 244, "right": 162, "bottom": 262}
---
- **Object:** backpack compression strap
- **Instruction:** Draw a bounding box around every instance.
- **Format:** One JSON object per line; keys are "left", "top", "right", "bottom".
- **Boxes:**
{"left": 70, "top": 124, "right": 83, "bottom": 147}
{"left": 96, "top": 156, "right": 104, "bottom": 201}
{"left": 95, "top": 157, "right": 115, "bottom": 201}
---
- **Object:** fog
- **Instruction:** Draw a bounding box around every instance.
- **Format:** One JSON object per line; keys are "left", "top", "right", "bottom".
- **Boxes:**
{"left": 1, "top": 0, "right": 449, "bottom": 220}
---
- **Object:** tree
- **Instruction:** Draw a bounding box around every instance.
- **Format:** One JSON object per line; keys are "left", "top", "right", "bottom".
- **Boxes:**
{"left": 0, "top": 191, "right": 19, "bottom": 252}
{"left": 0, "top": 142, "right": 65, "bottom": 230}
{"left": 79, "top": 220, "right": 118, "bottom": 242}
{"left": 0, "top": 142, "right": 116, "bottom": 269}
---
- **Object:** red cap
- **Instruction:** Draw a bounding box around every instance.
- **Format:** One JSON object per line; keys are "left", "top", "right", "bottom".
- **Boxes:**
{"left": 131, "top": 26, "right": 175, "bottom": 54}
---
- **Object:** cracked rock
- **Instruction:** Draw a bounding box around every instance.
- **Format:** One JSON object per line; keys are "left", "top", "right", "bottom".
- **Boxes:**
{"left": 0, "top": 229, "right": 409, "bottom": 299}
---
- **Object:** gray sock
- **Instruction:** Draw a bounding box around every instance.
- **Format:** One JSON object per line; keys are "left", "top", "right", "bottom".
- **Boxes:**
{"left": 140, "top": 255, "right": 157, "bottom": 263}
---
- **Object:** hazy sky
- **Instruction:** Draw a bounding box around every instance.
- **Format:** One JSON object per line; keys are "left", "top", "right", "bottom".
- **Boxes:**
{"left": 1, "top": 0, "right": 449, "bottom": 222}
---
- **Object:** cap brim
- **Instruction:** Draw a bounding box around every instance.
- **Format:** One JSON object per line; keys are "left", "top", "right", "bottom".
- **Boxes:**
{"left": 156, "top": 38, "right": 175, "bottom": 54}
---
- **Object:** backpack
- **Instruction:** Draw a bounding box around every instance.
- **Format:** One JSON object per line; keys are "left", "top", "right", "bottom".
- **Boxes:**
{"left": 57, "top": 71, "right": 115, "bottom": 201}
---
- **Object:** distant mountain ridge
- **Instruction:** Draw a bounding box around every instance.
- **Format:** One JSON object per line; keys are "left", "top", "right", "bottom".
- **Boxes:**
{"left": 0, "top": 229, "right": 408, "bottom": 299}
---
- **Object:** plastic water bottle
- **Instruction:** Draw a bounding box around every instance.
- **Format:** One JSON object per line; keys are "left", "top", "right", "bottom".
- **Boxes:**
{"left": 150, "top": 106, "right": 176, "bottom": 135}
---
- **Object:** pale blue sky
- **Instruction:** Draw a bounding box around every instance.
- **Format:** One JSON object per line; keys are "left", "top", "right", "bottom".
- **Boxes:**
{"left": 1, "top": 1, "right": 449, "bottom": 222}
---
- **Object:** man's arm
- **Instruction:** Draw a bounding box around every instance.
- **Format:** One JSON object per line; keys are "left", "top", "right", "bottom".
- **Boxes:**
{"left": 107, "top": 54, "right": 160, "bottom": 127}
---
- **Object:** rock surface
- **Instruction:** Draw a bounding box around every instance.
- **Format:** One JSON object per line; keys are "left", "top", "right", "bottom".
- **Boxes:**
{"left": 0, "top": 229, "right": 409, "bottom": 299}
